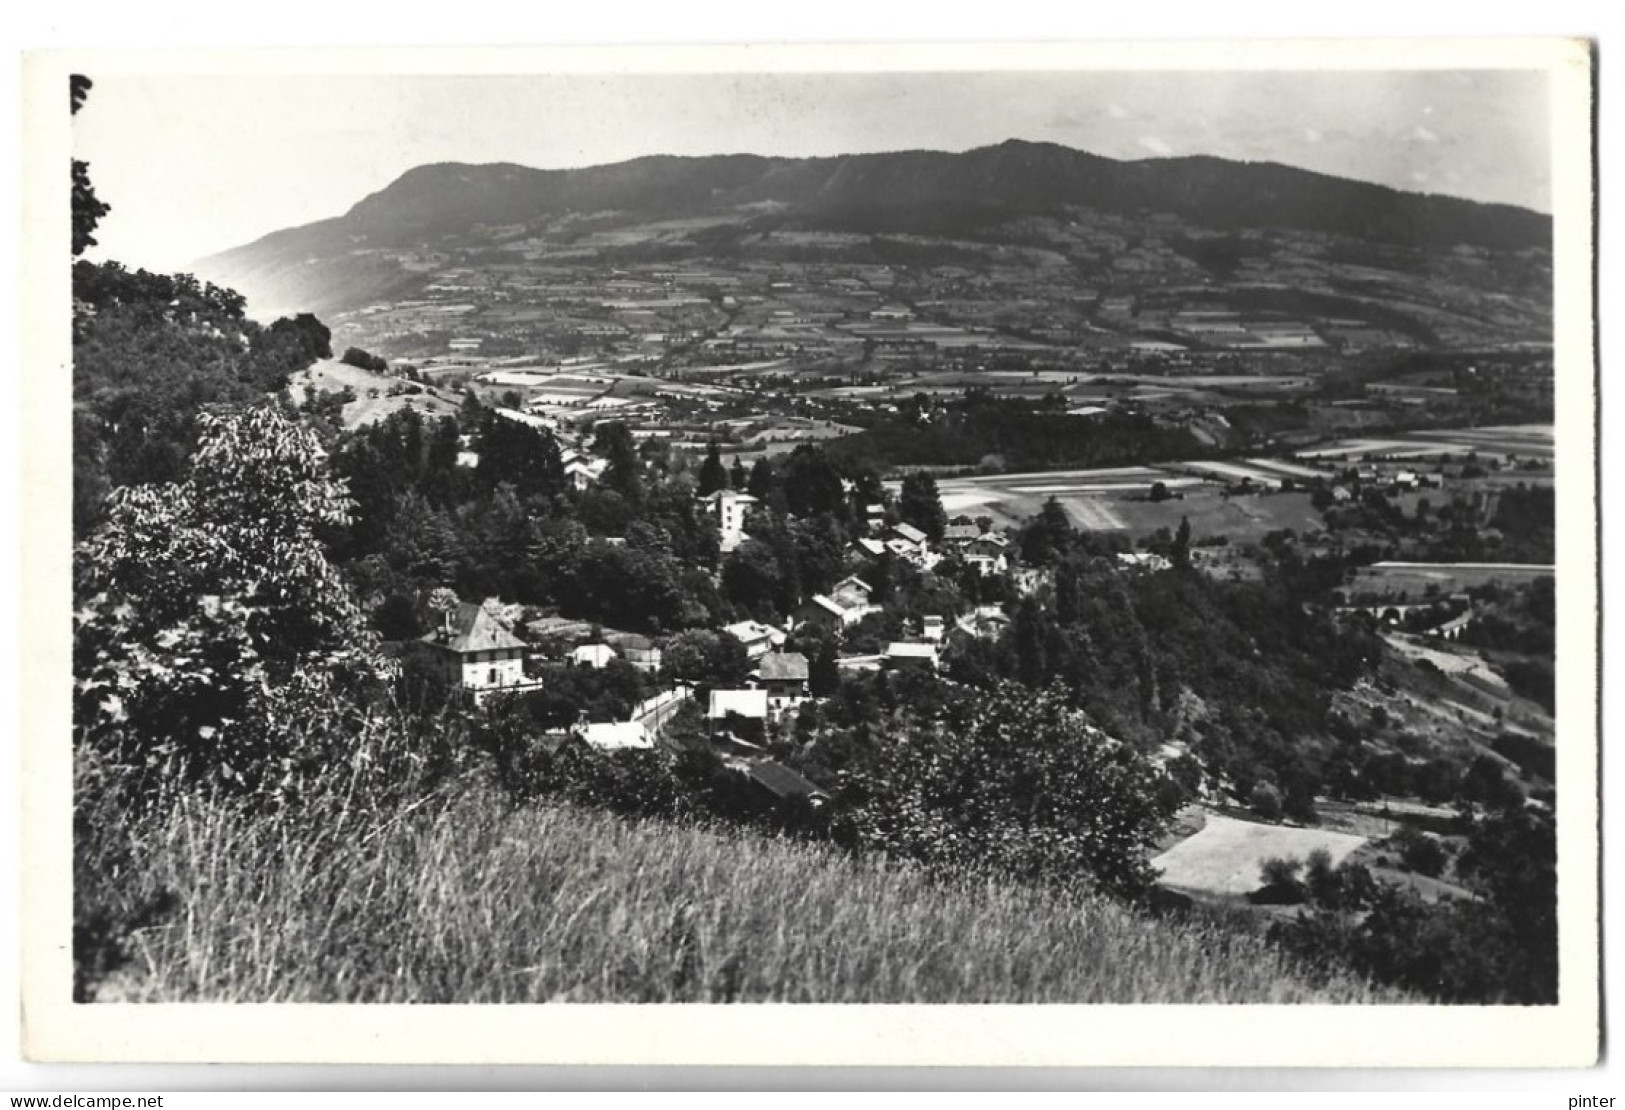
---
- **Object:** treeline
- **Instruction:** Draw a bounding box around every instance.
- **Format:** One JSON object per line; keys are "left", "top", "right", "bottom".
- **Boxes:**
{"left": 1265, "top": 806, "right": 1557, "bottom": 1004}
{"left": 72, "top": 260, "right": 334, "bottom": 534}
{"left": 826, "top": 392, "right": 1206, "bottom": 472}
{"left": 323, "top": 395, "right": 906, "bottom": 636}
{"left": 939, "top": 502, "right": 1382, "bottom": 822}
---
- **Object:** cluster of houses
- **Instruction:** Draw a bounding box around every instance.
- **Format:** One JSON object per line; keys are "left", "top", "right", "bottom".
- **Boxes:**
{"left": 418, "top": 597, "right": 828, "bottom": 804}
{"left": 941, "top": 522, "right": 1013, "bottom": 577}
{"left": 411, "top": 486, "right": 1041, "bottom": 806}
{"left": 419, "top": 603, "right": 672, "bottom": 709}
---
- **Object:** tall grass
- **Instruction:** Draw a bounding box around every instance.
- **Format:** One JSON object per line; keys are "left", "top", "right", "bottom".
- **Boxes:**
{"left": 76, "top": 771, "right": 1397, "bottom": 1003}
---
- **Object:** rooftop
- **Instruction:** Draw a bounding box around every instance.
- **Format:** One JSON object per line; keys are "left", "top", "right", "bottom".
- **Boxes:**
{"left": 724, "top": 620, "right": 780, "bottom": 643}
{"left": 700, "top": 489, "right": 759, "bottom": 506}
{"left": 424, "top": 600, "right": 525, "bottom": 654}
{"left": 802, "top": 595, "right": 847, "bottom": 617}
{"left": 741, "top": 760, "right": 827, "bottom": 801}
{"left": 758, "top": 651, "right": 810, "bottom": 682}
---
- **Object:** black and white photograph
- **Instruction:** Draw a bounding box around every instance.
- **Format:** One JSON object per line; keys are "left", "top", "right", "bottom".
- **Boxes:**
{"left": 17, "top": 36, "right": 1599, "bottom": 1068}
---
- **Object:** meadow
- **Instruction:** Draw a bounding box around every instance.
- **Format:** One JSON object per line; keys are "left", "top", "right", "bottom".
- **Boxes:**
{"left": 76, "top": 775, "right": 1395, "bottom": 1005}
{"left": 287, "top": 358, "right": 462, "bottom": 429}
{"left": 1350, "top": 561, "right": 1555, "bottom": 599}
{"left": 1152, "top": 813, "right": 1368, "bottom": 900}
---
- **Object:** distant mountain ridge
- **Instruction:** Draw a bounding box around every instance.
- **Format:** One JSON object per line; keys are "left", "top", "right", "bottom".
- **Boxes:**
{"left": 198, "top": 139, "right": 1551, "bottom": 318}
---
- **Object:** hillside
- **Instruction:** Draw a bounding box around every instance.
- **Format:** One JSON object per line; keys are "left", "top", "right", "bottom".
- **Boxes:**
{"left": 196, "top": 140, "right": 1551, "bottom": 320}
{"left": 287, "top": 357, "right": 463, "bottom": 429}
{"left": 77, "top": 778, "right": 1394, "bottom": 1004}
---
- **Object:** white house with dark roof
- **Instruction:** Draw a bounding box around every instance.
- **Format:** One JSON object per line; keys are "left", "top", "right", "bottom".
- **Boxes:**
{"left": 723, "top": 619, "right": 784, "bottom": 659}
{"left": 755, "top": 651, "right": 811, "bottom": 715}
{"left": 422, "top": 599, "right": 529, "bottom": 696}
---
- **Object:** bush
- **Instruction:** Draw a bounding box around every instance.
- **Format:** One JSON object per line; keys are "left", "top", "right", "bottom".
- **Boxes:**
{"left": 830, "top": 683, "right": 1179, "bottom": 900}
{"left": 1394, "top": 827, "right": 1449, "bottom": 878}
{"left": 1248, "top": 781, "right": 1284, "bottom": 822}
{"left": 1252, "top": 855, "right": 1306, "bottom": 904}
{"left": 73, "top": 404, "right": 385, "bottom": 795}
{"left": 341, "top": 346, "right": 388, "bottom": 373}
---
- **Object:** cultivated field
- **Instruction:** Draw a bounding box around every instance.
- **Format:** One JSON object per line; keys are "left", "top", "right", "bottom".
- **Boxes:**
{"left": 1243, "top": 457, "right": 1335, "bottom": 481}
{"left": 1383, "top": 635, "right": 1511, "bottom": 695}
{"left": 1351, "top": 561, "right": 1555, "bottom": 598}
{"left": 1152, "top": 813, "right": 1368, "bottom": 899}
{"left": 1109, "top": 490, "right": 1323, "bottom": 543}
{"left": 1296, "top": 424, "right": 1554, "bottom": 463}
{"left": 933, "top": 467, "right": 1326, "bottom": 541}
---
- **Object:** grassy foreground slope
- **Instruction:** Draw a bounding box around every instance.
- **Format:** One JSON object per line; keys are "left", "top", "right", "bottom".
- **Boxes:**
{"left": 83, "top": 781, "right": 1394, "bottom": 1004}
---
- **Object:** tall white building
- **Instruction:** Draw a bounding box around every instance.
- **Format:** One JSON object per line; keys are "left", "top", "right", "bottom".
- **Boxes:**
{"left": 700, "top": 488, "right": 759, "bottom": 552}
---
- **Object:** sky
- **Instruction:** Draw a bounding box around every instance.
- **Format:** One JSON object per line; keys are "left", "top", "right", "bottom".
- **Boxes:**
{"left": 69, "top": 66, "right": 1553, "bottom": 274}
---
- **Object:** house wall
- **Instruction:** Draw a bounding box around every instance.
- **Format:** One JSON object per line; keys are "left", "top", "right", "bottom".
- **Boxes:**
{"left": 448, "top": 648, "right": 528, "bottom": 690}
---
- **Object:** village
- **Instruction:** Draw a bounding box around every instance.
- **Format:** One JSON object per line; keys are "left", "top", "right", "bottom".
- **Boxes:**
{"left": 405, "top": 478, "right": 1021, "bottom": 808}
{"left": 392, "top": 400, "right": 1554, "bottom": 828}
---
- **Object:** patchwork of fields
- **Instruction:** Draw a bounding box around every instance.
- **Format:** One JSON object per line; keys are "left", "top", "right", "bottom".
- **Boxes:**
{"left": 932, "top": 466, "right": 1325, "bottom": 541}
{"left": 1295, "top": 424, "right": 1554, "bottom": 462}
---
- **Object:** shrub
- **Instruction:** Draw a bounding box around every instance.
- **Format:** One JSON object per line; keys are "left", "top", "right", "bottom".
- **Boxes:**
{"left": 830, "top": 683, "right": 1179, "bottom": 900}
{"left": 1394, "top": 827, "right": 1449, "bottom": 878}
{"left": 1253, "top": 855, "right": 1307, "bottom": 904}
{"left": 72, "top": 403, "right": 386, "bottom": 795}
{"left": 1249, "top": 781, "right": 1284, "bottom": 822}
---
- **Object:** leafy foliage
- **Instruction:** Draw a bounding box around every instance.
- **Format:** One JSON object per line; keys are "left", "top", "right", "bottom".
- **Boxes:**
{"left": 71, "top": 75, "right": 110, "bottom": 256}
{"left": 72, "top": 261, "right": 333, "bottom": 533}
{"left": 897, "top": 472, "right": 947, "bottom": 542}
{"left": 830, "top": 394, "right": 1206, "bottom": 472}
{"left": 946, "top": 550, "right": 1379, "bottom": 813}
{"left": 1270, "top": 806, "right": 1557, "bottom": 1003}
{"left": 830, "top": 682, "right": 1179, "bottom": 899}
{"left": 73, "top": 404, "right": 384, "bottom": 792}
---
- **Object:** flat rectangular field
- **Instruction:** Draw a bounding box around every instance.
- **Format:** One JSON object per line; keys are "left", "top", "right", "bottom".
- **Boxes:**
{"left": 936, "top": 476, "right": 1324, "bottom": 541}
{"left": 1152, "top": 813, "right": 1368, "bottom": 898}
{"left": 1298, "top": 424, "right": 1555, "bottom": 462}
{"left": 1352, "top": 561, "right": 1555, "bottom": 597}
{"left": 1106, "top": 490, "right": 1324, "bottom": 542}
{"left": 1243, "top": 457, "right": 1336, "bottom": 481}
{"left": 933, "top": 467, "right": 1207, "bottom": 530}
{"left": 1178, "top": 460, "right": 1285, "bottom": 488}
